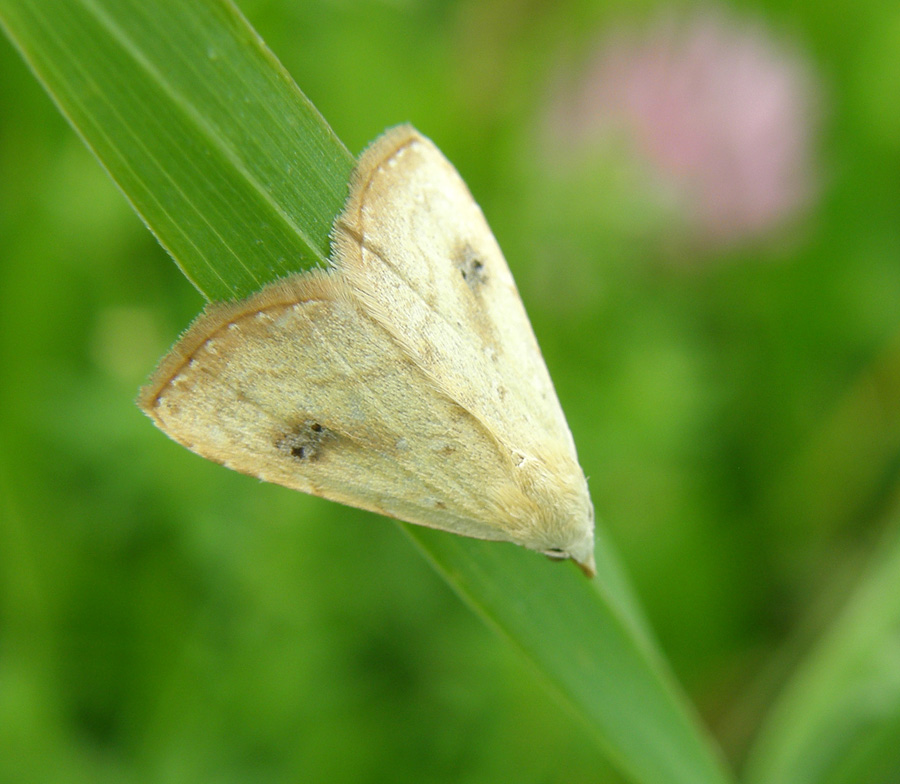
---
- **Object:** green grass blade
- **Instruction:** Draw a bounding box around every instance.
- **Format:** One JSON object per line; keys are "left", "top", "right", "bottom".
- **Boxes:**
{"left": 0, "top": 2, "right": 734, "bottom": 782}
{"left": 0, "top": 0, "right": 353, "bottom": 301}
{"left": 743, "top": 518, "right": 900, "bottom": 784}
{"left": 406, "top": 526, "right": 733, "bottom": 784}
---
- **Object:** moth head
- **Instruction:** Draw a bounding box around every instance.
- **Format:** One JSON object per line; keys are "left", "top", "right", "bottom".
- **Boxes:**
{"left": 532, "top": 472, "right": 596, "bottom": 577}
{"left": 542, "top": 521, "right": 596, "bottom": 578}
{"left": 518, "top": 459, "right": 596, "bottom": 577}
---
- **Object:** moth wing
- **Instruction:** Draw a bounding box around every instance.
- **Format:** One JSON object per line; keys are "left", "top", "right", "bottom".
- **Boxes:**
{"left": 138, "top": 271, "right": 537, "bottom": 544}
{"left": 333, "top": 126, "right": 577, "bottom": 461}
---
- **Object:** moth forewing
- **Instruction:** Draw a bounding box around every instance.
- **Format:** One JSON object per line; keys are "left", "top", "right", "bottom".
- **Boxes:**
{"left": 140, "top": 125, "right": 596, "bottom": 577}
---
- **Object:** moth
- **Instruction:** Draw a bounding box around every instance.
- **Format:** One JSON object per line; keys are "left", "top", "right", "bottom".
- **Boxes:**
{"left": 140, "top": 126, "right": 596, "bottom": 576}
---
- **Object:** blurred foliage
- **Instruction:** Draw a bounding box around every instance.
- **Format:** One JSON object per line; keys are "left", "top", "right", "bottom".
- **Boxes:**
{"left": 1, "top": 0, "right": 900, "bottom": 782}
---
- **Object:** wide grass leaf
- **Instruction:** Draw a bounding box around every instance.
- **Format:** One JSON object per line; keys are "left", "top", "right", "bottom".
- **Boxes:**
{"left": 0, "top": 0, "right": 353, "bottom": 301}
{"left": 0, "top": 2, "right": 734, "bottom": 782}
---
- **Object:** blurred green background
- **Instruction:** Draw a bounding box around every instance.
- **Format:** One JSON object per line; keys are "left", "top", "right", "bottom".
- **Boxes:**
{"left": 2, "top": 0, "right": 900, "bottom": 782}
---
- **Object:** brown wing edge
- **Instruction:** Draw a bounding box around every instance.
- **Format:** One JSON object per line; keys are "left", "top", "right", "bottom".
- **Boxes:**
{"left": 137, "top": 269, "right": 349, "bottom": 421}
{"left": 140, "top": 125, "right": 425, "bottom": 423}
{"left": 329, "top": 124, "right": 431, "bottom": 252}
{"left": 138, "top": 125, "right": 416, "bottom": 418}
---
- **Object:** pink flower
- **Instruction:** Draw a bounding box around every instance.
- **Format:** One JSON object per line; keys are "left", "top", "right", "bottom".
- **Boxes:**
{"left": 545, "top": 10, "right": 820, "bottom": 251}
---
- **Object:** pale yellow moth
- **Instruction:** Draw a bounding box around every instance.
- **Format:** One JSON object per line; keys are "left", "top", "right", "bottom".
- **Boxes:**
{"left": 140, "top": 126, "right": 596, "bottom": 576}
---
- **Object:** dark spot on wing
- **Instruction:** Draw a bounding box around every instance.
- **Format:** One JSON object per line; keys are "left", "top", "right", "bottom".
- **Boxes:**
{"left": 454, "top": 243, "right": 487, "bottom": 289}
{"left": 449, "top": 242, "right": 503, "bottom": 355}
{"left": 277, "top": 420, "right": 332, "bottom": 462}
